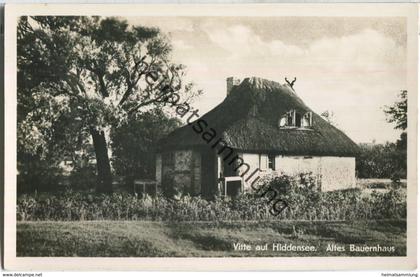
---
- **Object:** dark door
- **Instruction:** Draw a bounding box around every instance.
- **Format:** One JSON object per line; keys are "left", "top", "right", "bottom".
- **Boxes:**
{"left": 226, "top": 180, "right": 241, "bottom": 197}
{"left": 223, "top": 158, "right": 237, "bottom": 177}
{"left": 201, "top": 148, "right": 216, "bottom": 198}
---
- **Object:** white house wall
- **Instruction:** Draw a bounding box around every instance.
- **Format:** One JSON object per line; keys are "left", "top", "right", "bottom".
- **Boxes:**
{"left": 241, "top": 153, "right": 260, "bottom": 174}
{"left": 276, "top": 156, "right": 321, "bottom": 176}
{"left": 156, "top": 150, "right": 356, "bottom": 194}
{"left": 238, "top": 153, "right": 259, "bottom": 191}
{"left": 240, "top": 154, "right": 355, "bottom": 191}
{"left": 319, "top": 156, "right": 356, "bottom": 191}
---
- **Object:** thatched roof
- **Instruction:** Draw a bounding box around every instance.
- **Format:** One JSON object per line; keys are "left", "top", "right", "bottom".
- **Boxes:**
{"left": 160, "top": 77, "right": 359, "bottom": 157}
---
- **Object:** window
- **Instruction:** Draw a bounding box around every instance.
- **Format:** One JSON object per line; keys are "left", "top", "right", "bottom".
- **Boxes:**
{"left": 295, "top": 113, "right": 302, "bottom": 127}
{"left": 268, "top": 155, "right": 276, "bottom": 170}
{"left": 279, "top": 116, "right": 287, "bottom": 127}
{"left": 279, "top": 110, "right": 312, "bottom": 128}
{"left": 287, "top": 110, "right": 294, "bottom": 126}
{"left": 302, "top": 112, "right": 312, "bottom": 127}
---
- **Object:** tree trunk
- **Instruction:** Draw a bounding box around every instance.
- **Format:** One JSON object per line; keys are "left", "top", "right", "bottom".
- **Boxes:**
{"left": 90, "top": 128, "right": 113, "bottom": 193}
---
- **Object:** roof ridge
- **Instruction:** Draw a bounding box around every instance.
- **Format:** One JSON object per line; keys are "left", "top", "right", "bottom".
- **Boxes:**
{"left": 242, "top": 76, "right": 283, "bottom": 89}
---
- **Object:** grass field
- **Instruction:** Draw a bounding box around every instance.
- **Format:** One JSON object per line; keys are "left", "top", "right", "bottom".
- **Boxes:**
{"left": 17, "top": 220, "right": 406, "bottom": 257}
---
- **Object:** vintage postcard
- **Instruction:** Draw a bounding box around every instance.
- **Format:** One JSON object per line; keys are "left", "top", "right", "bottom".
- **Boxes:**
{"left": 3, "top": 3, "right": 418, "bottom": 271}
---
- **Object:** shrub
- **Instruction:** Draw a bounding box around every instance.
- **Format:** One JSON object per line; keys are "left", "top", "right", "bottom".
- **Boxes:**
{"left": 356, "top": 141, "right": 406, "bottom": 179}
{"left": 69, "top": 164, "right": 97, "bottom": 191}
{"left": 17, "top": 175, "right": 406, "bottom": 221}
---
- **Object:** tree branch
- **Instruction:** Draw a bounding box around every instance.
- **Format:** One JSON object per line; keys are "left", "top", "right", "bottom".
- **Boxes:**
{"left": 118, "top": 55, "right": 148, "bottom": 106}
{"left": 127, "top": 95, "right": 162, "bottom": 116}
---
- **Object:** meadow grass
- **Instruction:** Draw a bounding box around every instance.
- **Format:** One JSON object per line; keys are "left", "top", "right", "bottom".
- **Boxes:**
{"left": 17, "top": 220, "right": 406, "bottom": 257}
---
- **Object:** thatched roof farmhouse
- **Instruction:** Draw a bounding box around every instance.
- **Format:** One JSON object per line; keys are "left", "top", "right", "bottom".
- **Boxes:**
{"left": 156, "top": 77, "right": 359, "bottom": 197}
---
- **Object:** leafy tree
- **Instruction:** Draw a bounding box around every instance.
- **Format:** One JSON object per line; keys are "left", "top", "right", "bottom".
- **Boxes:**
{"left": 358, "top": 90, "right": 408, "bottom": 180}
{"left": 384, "top": 90, "right": 407, "bottom": 154}
{"left": 356, "top": 142, "right": 405, "bottom": 179}
{"left": 17, "top": 84, "right": 91, "bottom": 193}
{"left": 384, "top": 90, "right": 407, "bottom": 131}
{"left": 17, "top": 16, "right": 199, "bottom": 192}
{"left": 320, "top": 110, "right": 338, "bottom": 127}
{"left": 111, "top": 109, "right": 181, "bottom": 189}
{"left": 385, "top": 90, "right": 407, "bottom": 179}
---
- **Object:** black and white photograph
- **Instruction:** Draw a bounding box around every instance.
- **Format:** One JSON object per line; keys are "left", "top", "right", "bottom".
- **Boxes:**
{"left": 3, "top": 3, "right": 418, "bottom": 271}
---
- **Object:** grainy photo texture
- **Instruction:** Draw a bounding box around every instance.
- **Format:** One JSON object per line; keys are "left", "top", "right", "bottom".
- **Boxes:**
{"left": 15, "top": 12, "right": 410, "bottom": 259}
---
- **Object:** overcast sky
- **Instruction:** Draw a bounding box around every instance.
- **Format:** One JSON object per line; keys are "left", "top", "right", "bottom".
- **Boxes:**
{"left": 128, "top": 16, "right": 407, "bottom": 144}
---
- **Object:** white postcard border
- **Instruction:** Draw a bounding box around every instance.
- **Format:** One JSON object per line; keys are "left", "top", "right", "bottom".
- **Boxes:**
{"left": 3, "top": 3, "right": 418, "bottom": 271}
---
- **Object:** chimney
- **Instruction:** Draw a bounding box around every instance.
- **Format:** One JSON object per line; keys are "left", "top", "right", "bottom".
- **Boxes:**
{"left": 226, "top": 77, "right": 241, "bottom": 96}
